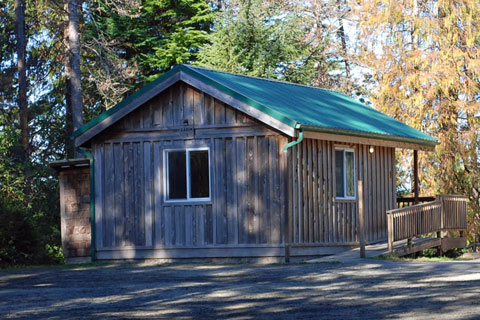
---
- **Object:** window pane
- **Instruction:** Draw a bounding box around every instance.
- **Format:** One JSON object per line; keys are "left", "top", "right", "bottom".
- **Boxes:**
{"left": 190, "top": 150, "right": 210, "bottom": 198}
{"left": 168, "top": 151, "right": 187, "bottom": 199}
{"left": 335, "top": 150, "right": 344, "bottom": 197}
{"left": 345, "top": 151, "right": 355, "bottom": 197}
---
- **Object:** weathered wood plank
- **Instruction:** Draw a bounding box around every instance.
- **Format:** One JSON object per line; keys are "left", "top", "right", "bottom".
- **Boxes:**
{"left": 328, "top": 141, "right": 334, "bottom": 243}
{"left": 307, "top": 139, "right": 313, "bottom": 243}
{"left": 184, "top": 85, "right": 194, "bottom": 126}
{"left": 205, "top": 205, "right": 214, "bottom": 244}
{"left": 225, "top": 104, "right": 236, "bottom": 124}
{"left": 144, "top": 142, "right": 153, "bottom": 246}
{"left": 380, "top": 147, "right": 386, "bottom": 239}
{"left": 215, "top": 138, "right": 227, "bottom": 244}
{"left": 362, "top": 145, "right": 368, "bottom": 243}
{"left": 153, "top": 93, "right": 164, "bottom": 126}
{"left": 135, "top": 142, "right": 145, "bottom": 246}
{"left": 204, "top": 94, "right": 214, "bottom": 125}
{"left": 312, "top": 140, "right": 319, "bottom": 243}
{"left": 291, "top": 144, "right": 297, "bottom": 243}
{"left": 124, "top": 143, "right": 134, "bottom": 245}
{"left": 164, "top": 206, "right": 172, "bottom": 245}
{"left": 142, "top": 101, "right": 153, "bottom": 128}
{"left": 320, "top": 140, "right": 326, "bottom": 243}
{"left": 195, "top": 205, "right": 205, "bottom": 246}
{"left": 253, "top": 136, "right": 260, "bottom": 243}
{"left": 270, "top": 136, "right": 281, "bottom": 243}
{"left": 278, "top": 136, "right": 288, "bottom": 255}
{"left": 236, "top": 137, "right": 247, "bottom": 244}
{"left": 246, "top": 137, "right": 255, "bottom": 243}
{"left": 214, "top": 99, "right": 225, "bottom": 125}
{"left": 372, "top": 145, "right": 378, "bottom": 241}
{"left": 193, "top": 88, "right": 204, "bottom": 126}
{"left": 226, "top": 138, "right": 238, "bottom": 244}
{"left": 153, "top": 142, "right": 164, "bottom": 246}
{"left": 103, "top": 143, "right": 115, "bottom": 247}
{"left": 173, "top": 83, "right": 184, "bottom": 126}
{"left": 163, "top": 87, "right": 174, "bottom": 127}
{"left": 259, "top": 136, "right": 269, "bottom": 243}
{"left": 113, "top": 143, "right": 124, "bottom": 247}
{"left": 94, "top": 144, "right": 104, "bottom": 249}
{"left": 302, "top": 141, "right": 308, "bottom": 243}
{"left": 185, "top": 205, "right": 193, "bottom": 246}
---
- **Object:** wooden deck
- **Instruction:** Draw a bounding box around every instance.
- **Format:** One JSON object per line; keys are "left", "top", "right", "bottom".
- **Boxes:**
{"left": 387, "top": 195, "right": 467, "bottom": 257}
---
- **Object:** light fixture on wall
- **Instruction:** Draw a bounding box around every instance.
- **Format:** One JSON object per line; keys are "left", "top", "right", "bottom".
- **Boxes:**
{"left": 369, "top": 146, "right": 375, "bottom": 154}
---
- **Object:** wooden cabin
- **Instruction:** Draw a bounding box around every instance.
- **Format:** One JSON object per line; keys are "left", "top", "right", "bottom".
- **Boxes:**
{"left": 62, "top": 64, "right": 441, "bottom": 262}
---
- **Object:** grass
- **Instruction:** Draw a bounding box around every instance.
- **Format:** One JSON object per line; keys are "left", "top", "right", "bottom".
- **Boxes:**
{"left": 373, "top": 251, "right": 478, "bottom": 262}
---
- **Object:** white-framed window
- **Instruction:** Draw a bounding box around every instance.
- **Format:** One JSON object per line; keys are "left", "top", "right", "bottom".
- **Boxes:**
{"left": 335, "top": 148, "right": 356, "bottom": 199}
{"left": 163, "top": 147, "right": 211, "bottom": 202}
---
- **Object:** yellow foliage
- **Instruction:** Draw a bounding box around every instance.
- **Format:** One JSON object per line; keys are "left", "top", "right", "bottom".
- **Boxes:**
{"left": 354, "top": 0, "right": 480, "bottom": 239}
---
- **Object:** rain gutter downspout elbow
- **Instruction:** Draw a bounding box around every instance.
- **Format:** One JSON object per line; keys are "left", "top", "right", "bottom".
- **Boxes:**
{"left": 283, "top": 127, "right": 304, "bottom": 152}
{"left": 77, "top": 147, "right": 96, "bottom": 262}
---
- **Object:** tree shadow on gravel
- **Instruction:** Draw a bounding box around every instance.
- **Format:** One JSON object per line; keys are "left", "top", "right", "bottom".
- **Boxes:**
{"left": 1, "top": 261, "right": 480, "bottom": 319}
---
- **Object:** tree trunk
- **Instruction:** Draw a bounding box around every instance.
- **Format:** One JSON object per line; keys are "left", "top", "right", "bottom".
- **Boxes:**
{"left": 15, "top": 0, "right": 29, "bottom": 161}
{"left": 65, "top": 0, "right": 83, "bottom": 158}
{"left": 337, "top": 0, "right": 350, "bottom": 78}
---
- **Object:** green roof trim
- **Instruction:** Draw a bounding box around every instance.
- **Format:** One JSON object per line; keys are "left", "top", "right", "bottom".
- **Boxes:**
{"left": 74, "top": 64, "right": 437, "bottom": 147}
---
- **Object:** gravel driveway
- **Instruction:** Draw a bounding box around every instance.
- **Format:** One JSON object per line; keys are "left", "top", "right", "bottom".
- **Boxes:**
{"left": 1, "top": 259, "right": 480, "bottom": 319}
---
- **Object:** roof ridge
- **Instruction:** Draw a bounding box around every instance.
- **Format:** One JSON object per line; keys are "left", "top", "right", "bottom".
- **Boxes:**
{"left": 182, "top": 64, "right": 298, "bottom": 127}
{"left": 185, "top": 64, "right": 352, "bottom": 97}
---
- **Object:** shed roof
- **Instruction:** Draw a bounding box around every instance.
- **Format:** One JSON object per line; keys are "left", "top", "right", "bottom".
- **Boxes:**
{"left": 74, "top": 64, "right": 437, "bottom": 148}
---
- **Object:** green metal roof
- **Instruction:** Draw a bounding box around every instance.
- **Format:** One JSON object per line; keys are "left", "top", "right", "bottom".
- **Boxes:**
{"left": 74, "top": 64, "right": 437, "bottom": 146}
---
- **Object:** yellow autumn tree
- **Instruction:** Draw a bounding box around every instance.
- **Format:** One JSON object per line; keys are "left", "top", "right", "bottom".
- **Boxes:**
{"left": 354, "top": 0, "right": 480, "bottom": 239}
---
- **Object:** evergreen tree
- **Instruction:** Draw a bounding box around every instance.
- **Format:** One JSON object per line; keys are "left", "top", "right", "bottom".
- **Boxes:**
{"left": 83, "top": 0, "right": 214, "bottom": 110}
{"left": 198, "top": 0, "right": 358, "bottom": 91}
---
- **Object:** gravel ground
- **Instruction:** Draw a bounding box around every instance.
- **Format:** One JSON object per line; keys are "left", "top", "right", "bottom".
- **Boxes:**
{"left": 1, "top": 259, "right": 480, "bottom": 319}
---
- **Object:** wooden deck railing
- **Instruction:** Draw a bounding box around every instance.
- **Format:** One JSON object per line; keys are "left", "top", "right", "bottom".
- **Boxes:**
{"left": 387, "top": 195, "right": 467, "bottom": 252}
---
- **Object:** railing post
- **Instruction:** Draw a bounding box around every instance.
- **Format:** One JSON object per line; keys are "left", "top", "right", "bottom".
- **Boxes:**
{"left": 439, "top": 196, "right": 444, "bottom": 231}
{"left": 387, "top": 213, "right": 393, "bottom": 252}
{"left": 358, "top": 180, "right": 365, "bottom": 258}
{"left": 437, "top": 196, "right": 444, "bottom": 256}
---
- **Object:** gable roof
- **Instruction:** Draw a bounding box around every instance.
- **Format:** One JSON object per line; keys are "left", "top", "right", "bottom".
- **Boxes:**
{"left": 74, "top": 64, "right": 437, "bottom": 149}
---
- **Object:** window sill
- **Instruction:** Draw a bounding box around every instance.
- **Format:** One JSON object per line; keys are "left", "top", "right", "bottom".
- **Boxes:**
{"left": 163, "top": 199, "right": 212, "bottom": 206}
{"left": 335, "top": 198, "right": 357, "bottom": 203}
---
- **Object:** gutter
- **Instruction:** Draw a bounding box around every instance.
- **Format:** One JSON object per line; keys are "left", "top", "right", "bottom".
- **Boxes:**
{"left": 77, "top": 148, "right": 96, "bottom": 262}
{"left": 283, "top": 127, "right": 304, "bottom": 152}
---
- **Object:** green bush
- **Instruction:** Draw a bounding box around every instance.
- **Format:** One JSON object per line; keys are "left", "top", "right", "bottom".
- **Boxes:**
{"left": 0, "top": 196, "right": 37, "bottom": 266}
{"left": 0, "top": 185, "right": 63, "bottom": 267}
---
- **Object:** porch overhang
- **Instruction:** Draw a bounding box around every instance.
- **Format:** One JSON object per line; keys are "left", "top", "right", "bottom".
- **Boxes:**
{"left": 301, "top": 126, "right": 438, "bottom": 151}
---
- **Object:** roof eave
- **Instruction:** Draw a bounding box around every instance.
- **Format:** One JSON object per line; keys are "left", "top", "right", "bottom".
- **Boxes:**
{"left": 300, "top": 124, "right": 438, "bottom": 151}
{"left": 74, "top": 64, "right": 299, "bottom": 148}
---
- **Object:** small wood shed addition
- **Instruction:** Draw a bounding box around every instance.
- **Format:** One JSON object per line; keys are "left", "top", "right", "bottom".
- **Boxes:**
{"left": 70, "top": 64, "right": 438, "bottom": 261}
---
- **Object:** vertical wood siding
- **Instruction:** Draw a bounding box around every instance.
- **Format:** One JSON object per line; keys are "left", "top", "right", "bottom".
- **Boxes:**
{"left": 94, "top": 81, "right": 396, "bottom": 255}
{"left": 94, "top": 82, "right": 287, "bottom": 250}
{"left": 289, "top": 140, "right": 396, "bottom": 244}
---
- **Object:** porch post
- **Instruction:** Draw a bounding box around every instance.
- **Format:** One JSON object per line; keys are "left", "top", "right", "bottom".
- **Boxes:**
{"left": 413, "top": 150, "right": 419, "bottom": 205}
{"left": 408, "top": 149, "right": 419, "bottom": 249}
{"left": 358, "top": 180, "right": 366, "bottom": 258}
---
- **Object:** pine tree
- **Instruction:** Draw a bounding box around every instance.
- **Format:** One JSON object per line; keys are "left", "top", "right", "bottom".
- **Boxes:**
{"left": 198, "top": 0, "right": 358, "bottom": 91}
{"left": 82, "top": 0, "right": 214, "bottom": 111}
